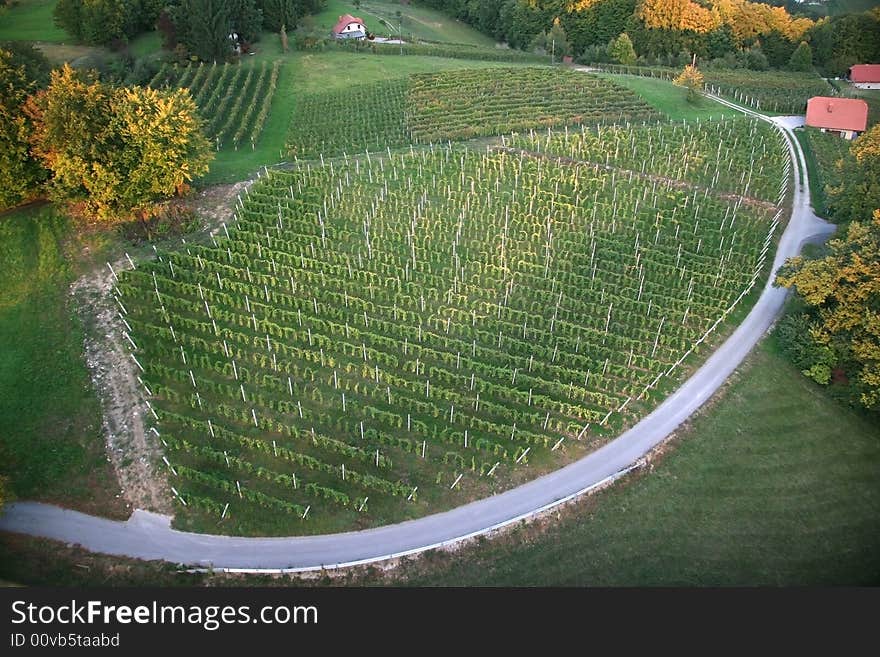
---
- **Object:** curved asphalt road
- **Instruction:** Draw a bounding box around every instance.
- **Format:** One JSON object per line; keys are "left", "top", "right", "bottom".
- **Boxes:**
{"left": 0, "top": 104, "right": 836, "bottom": 571}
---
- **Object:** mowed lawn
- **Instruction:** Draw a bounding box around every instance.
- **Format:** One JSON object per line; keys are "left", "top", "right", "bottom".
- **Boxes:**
{"left": 0, "top": 0, "right": 68, "bottom": 42}
{"left": 599, "top": 74, "right": 740, "bottom": 122}
{"left": 0, "top": 206, "right": 122, "bottom": 515}
{"left": 393, "top": 338, "right": 880, "bottom": 586}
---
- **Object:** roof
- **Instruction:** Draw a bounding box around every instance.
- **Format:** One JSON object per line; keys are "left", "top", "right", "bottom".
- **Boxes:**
{"left": 332, "top": 14, "right": 364, "bottom": 35}
{"left": 805, "top": 96, "right": 868, "bottom": 133}
{"left": 849, "top": 64, "right": 880, "bottom": 83}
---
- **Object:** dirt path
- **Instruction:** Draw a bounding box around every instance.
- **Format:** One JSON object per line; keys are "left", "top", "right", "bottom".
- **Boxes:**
{"left": 71, "top": 259, "right": 172, "bottom": 515}
{"left": 65, "top": 181, "right": 255, "bottom": 514}
{"left": 189, "top": 181, "right": 253, "bottom": 234}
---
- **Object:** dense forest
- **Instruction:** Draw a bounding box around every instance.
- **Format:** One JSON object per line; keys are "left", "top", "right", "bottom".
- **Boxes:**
{"left": 415, "top": 0, "right": 880, "bottom": 75}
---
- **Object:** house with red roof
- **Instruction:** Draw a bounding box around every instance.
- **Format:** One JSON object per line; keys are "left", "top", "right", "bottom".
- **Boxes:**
{"left": 805, "top": 96, "right": 869, "bottom": 140}
{"left": 332, "top": 14, "right": 367, "bottom": 40}
{"left": 849, "top": 64, "right": 880, "bottom": 90}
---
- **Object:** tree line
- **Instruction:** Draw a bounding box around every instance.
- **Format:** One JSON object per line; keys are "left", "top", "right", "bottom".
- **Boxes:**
{"left": 52, "top": 0, "right": 325, "bottom": 59}
{"left": 775, "top": 124, "right": 880, "bottom": 413}
{"left": 415, "top": 0, "right": 880, "bottom": 76}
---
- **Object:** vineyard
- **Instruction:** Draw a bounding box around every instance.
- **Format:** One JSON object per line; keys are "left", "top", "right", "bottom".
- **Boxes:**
{"left": 593, "top": 64, "right": 833, "bottom": 114}
{"left": 286, "top": 68, "right": 660, "bottom": 158}
{"left": 149, "top": 61, "right": 281, "bottom": 151}
{"left": 505, "top": 117, "right": 789, "bottom": 204}
{"left": 115, "top": 115, "right": 789, "bottom": 535}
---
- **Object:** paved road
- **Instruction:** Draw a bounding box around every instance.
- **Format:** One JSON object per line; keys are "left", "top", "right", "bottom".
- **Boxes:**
{"left": 0, "top": 107, "right": 836, "bottom": 572}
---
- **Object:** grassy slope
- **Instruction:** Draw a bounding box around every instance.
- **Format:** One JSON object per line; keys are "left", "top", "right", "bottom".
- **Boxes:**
{"left": 795, "top": 127, "right": 850, "bottom": 219}
{"left": 394, "top": 337, "right": 880, "bottom": 586}
{"left": 599, "top": 74, "right": 740, "bottom": 121}
{"left": 0, "top": 206, "right": 123, "bottom": 515}
{"left": 315, "top": 0, "right": 496, "bottom": 46}
{"left": 0, "top": 0, "right": 67, "bottom": 42}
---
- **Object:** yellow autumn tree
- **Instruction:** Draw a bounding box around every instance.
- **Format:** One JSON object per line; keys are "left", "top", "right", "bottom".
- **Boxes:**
{"left": 636, "top": 0, "right": 719, "bottom": 34}
{"left": 673, "top": 64, "right": 704, "bottom": 103}
{"left": 776, "top": 210, "right": 880, "bottom": 409}
{"left": 26, "top": 65, "right": 213, "bottom": 222}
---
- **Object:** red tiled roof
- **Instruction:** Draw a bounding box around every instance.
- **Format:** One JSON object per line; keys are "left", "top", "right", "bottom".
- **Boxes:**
{"left": 805, "top": 96, "right": 868, "bottom": 133}
{"left": 849, "top": 64, "right": 880, "bottom": 83}
{"left": 332, "top": 14, "right": 365, "bottom": 35}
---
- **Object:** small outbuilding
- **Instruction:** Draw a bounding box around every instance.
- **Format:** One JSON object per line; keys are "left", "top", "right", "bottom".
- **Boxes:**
{"left": 805, "top": 96, "right": 869, "bottom": 140}
{"left": 332, "top": 14, "right": 367, "bottom": 40}
{"left": 848, "top": 64, "right": 880, "bottom": 90}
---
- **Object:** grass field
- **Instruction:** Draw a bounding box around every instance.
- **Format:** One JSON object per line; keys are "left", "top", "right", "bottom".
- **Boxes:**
{"left": 315, "top": 0, "right": 497, "bottom": 46}
{"left": 0, "top": 0, "right": 67, "bottom": 42}
{"left": 0, "top": 206, "right": 123, "bottom": 516}
{"left": 599, "top": 74, "right": 739, "bottom": 122}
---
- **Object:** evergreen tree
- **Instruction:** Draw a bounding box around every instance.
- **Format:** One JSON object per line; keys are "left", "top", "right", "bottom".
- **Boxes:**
{"left": 787, "top": 40, "right": 812, "bottom": 72}
{"left": 608, "top": 32, "right": 637, "bottom": 64}
{"left": 230, "top": 0, "right": 263, "bottom": 43}
{"left": 261, "top": 0, "right": 298, "bottom": 32}
{"left": 177, "top": 0, "right": 232, "bottom": 61}
{"left": 548, "top": 17, "right": 572, "bottom": 58}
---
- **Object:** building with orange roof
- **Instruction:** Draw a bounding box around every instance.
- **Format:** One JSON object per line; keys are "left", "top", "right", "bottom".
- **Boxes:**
{"left": 805, "top": 96, "right": 869, "bottom": 140}
{"left": 332, "top": 14, "right": 367, "bottom": 40}
{"left": 849, "top": 64, "right": 880, "bottom": 90}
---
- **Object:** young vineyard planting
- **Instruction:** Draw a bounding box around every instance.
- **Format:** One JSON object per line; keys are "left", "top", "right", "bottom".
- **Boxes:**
{"left": 117, "top": 119, "right": 788, "bottom": 535}
{"left": 286, "top": 68, "right": 660, "bottom": 158}
{"left": 149, "top": 61, "right": 281, "bottom": 151}
{"left": 505, "top": 117, "right": 789, "bottom": 204}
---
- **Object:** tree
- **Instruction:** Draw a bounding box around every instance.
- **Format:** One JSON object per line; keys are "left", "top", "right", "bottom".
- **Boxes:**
{"left": 111, "top": 86, "right": 213, "bottom": 216}
{"left": 775, "top": 210, "right": 880, "bottom": 409}
{"left": 261, "top": 0, "right": 299, "bottom": 32}
{"left": 0, "top": 474, "right": 8, "bottom": 509}
{"left": 230, "top": 0, "right": 263, "bottom": 43}
{"left": 787, "top": 40, "right": 812, "bottom": 71}
{"left": 608, "top": 32, "right": 637, "bottom": 64}
{"left": 548, "top": 16, "right": 572, "bottom": 58}
{"left": 826, "top": 125, "right": 880, "bottom": 225}
{"left": 673, "top": 63, "right": 703, "bottom": 102}
{"left": 157, "top": 8, "right": 178, "bottom": 50}
{"left": 26, "top": 65, "right": 212, "bottom": 221}
{"left": 744, "top": 45, "right": 768, "bottom": 70}
{"left": 175, "top": 0, "right": 233, "bottom": 61}
{"left": 53, "top": 0, "right": 129, "bottom": 46}
{"left": 0, "top": 48, "right": 48, "bottom": 209}
{"left": 1, "top": 40, "right": 52, "bottom": 87}
{"left": 53, "top": 0, "right": 85, "bottom": 41}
